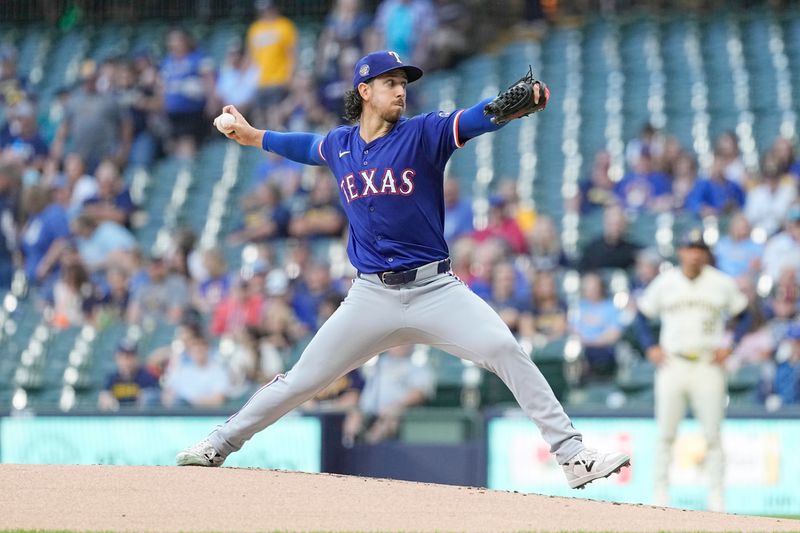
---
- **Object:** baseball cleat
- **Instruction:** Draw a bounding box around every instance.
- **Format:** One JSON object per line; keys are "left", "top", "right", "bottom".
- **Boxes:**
{"left": 176, "top": 438, "right": 226, "bottom": 467}
{"left": 561, "top": 448, "right": 630, "bottom": 489}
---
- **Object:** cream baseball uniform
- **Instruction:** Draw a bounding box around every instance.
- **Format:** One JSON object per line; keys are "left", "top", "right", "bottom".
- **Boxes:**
{"left": 637, "top": 264, "right": 747, "bottom": 504}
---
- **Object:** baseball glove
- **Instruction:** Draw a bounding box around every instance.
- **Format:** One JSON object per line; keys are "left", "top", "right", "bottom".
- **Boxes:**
{"left": 484, "top": 66, "right": 549, "bottom": 125}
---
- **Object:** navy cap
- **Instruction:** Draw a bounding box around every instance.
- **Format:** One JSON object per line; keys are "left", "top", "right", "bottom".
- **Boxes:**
{"left": 678, "top": 229, "right": 710, "bottom": 250}
{"left": 116, "top": 338, "right": 138, "bottom": 354}
{"left": 352, "top": 50, "right": 423, "bottom": 88}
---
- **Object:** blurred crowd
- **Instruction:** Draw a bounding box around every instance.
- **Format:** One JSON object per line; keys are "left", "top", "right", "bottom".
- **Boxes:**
{"left": 1, "top": 0, "right": 800, "bottom": 428}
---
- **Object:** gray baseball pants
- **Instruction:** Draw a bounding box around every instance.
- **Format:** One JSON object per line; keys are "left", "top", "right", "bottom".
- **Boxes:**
{"left": 209, "top": 266, "right": 584, "bottom": 463}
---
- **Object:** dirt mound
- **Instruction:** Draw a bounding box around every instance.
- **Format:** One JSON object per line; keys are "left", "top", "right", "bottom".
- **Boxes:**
{"left": 0, "top": 464, "right": 797, "bottom": 532}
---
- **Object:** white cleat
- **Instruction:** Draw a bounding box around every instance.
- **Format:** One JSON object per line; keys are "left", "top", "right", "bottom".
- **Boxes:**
{"left": 562, "top": 448, "right": 630, "bottom": 489}
{"left": 176, "top": 438, "right": 226, "bottom": 467}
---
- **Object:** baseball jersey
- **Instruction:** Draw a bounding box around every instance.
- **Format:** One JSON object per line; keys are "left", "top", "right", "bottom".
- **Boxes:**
{"left": 318, "top": 110, "right": 466, "bottom": 273}
{"left": 637, "top": 265, "right": 748, "bottom": 360}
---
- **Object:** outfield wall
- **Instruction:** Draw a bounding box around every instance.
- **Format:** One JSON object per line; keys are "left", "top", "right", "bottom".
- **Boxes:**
{"left": 1, "top": 410, "right": 798, "bottom": 515}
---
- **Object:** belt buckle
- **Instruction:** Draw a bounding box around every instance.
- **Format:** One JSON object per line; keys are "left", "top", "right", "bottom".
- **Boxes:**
{"left": 380, "top": 271, "right": 391, "bottom": 285}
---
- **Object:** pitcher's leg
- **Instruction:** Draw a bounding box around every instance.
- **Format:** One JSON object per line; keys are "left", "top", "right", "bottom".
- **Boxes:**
{"left": 688, "top": 362, "right": 726, "bottom": 501}
{"left": 654, "top": 361, "right": 687, "bottom": 500}
{"left": 209, "top": 280, "right": 401, "bottom": 457}
{"left": 407, "top": 276, "right": 582, "bottom": 463}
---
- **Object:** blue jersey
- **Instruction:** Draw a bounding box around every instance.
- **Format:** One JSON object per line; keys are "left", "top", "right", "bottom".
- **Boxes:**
{"left": 319, "top": 110, "right": 466, "bottom": 273}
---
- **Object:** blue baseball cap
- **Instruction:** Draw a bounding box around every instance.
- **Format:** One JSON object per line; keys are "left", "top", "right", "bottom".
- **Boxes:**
{"left": 678, "top": 228, "right": 710, "bottom": 250}
{"left": 352, "top": 50, "right": 423, "bottom": 88}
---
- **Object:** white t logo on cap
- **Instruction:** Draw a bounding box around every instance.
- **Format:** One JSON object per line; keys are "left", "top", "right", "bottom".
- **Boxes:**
{"left": 388, "top": 51, "right": 402, "bottom": 63}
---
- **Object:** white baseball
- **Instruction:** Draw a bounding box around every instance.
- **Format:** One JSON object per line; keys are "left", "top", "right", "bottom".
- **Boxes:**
{"left": 215, "top": 112, "right": 236, "bottom": 134}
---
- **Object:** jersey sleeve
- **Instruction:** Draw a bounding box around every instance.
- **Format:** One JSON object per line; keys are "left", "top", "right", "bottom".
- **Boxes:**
{"left": 418, "top": 110, "right": 466, "bottom": 169}
{"left": 636, "top": 274, "right": 664, "bottom": 319}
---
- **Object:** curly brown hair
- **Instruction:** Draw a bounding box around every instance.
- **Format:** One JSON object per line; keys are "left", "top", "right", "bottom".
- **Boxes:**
{"left": 343, "top": 88, "right": 363, "bottom": 123}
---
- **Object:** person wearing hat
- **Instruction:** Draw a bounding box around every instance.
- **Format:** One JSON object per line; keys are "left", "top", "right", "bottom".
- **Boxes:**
{"left": 180, "top": 50, "right": 631, "bottom": 492}
{"left": 97, "top": 339, "right": 160, "bottom": 411}
{"left": 635, "top": 229, "right": 750, "bottom": 511}
{"left": 761, "top": 204, "right": 800, "bottom": 281}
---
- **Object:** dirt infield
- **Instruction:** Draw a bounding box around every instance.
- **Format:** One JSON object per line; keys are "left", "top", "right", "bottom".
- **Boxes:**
{"left": 0, "top": 464, "right": 798, "bottom": 532}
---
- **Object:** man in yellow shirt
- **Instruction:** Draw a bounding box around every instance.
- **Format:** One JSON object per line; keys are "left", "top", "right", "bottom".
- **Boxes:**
{"left": 247, "top": 0, "right": 298, "bottom": 127}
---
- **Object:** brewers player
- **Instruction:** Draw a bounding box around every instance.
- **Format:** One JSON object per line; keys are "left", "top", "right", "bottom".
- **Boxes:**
{"left": 177, "top": 50, "right": 630, "bottom": 489}
{"left": 636, "top": 230, "right": 749, "bottom": 511}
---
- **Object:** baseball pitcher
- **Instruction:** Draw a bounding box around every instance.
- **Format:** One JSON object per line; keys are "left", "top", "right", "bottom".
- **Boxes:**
{"left": 177, "top": 50, "right": 630, "bottom": 489}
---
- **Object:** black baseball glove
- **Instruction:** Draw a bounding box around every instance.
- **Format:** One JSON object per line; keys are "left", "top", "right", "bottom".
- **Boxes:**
{"left": 484, "top": 66, "right": 549, "bottom": 125}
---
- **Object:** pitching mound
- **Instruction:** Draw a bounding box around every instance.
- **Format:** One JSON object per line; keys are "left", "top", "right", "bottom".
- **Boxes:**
{"left": 0, "top": 464, "right": 797, "bottom": 532}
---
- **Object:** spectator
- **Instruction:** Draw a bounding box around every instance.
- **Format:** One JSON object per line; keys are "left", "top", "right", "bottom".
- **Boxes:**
{"left": 0, "top": 47, "right": 27, "bottom": 110}
{"left": 487, "top": 262, "right": 531, "bottom": 337}
{"left": 630, "top": 247, "right": 662, "bottom": 299}
{"left": 97, "top": 339, "right": 160, "bottom": 411}
{"left": 19, "top": 184, "right": 70, "bottom": 284}
{"left": 316, "top": 0, "right": 372, "bottom": 81}
{"left": 51, "top": 60, "right": 132, "bottom": 171}
{"left": 370, "top": 0, "right": 437, "bottom": 69}
{"left": 0, "top": 163, "right": 21, "bottom": 289}
{"left": 127, "top": 254, "right": 189, "bottom": 325}
{"left": 291, "top": 262, "right": 340, "bottom": 331}
{"left": 81, "top": 159, "right": 137, "bottom": 228}
{"left": 726, "top": 276, "right": 773, "bottom": 372}
{"left": 670, "top": 151, "right": 699, "bottom": 211}
{"left": 247, "top": 0, "right": 298, "bottom": 127}
{"left": 744, "top": 152, "right": 796, "bottom": 237}
{"left": 229, "top": 182, "right": 291, "bottom": 245}
{"left": 342, "top": 345, "right": 435, "bottom": 445}
{"left": 211, "top": 275, "right": 264, "bottom": 337}
{"left": 496, "top": 179, "right": 536, "bottom": 234}
{"left": 471, "top": 195, "right": 527, "bottom": 255}
{"left": 272, "top": 71, "right": 331, "bottom": 132}
{"left": 570, "top": 272, "right": 623, "bottom": 380}
{"left": 578, "top": 205, "right": 641, "bottom": 272}
{"left": 86, "top": 265, "right": 131, "bottom": 325}
{"left": 59, "top": 152, "right": 98, "bottom": 220}
{"left": 713, "top": 130, "right": 746, "bottom": 186}
{"left": 771, "top": 136, "right": 800, "bottom": 179}
{"left": 527, "top": 215, "right": 567, "bottom": 272}
{"left": 112, "top": 59, "right": 161, "bottom": 168}
{"left": 159, "top": 28, "right": 215, "bottom": 159}
{"left": 684, "top": 155, "right": 745, "bottom": 218}
{"left": 762, "top": 206, "right": 800, "bottom": 281}
{"left": 161, "top": 321, "right": 233, "bottom": 408}
{"left": 426, "top": 0, "right": 473, "bottom": 70}
{"left": 0, "top": 100, "right": 49, "bottom": 170}
{"left": 614, "top": 148, "right": 672, "bottom": 213}
{"left": 52, "top": 262, "right": 92, "bottom": 329}
{"left": 625, "top": 123, "right": 661, "bottom": 169}
{"left": 193, "top": 248, "right": 231, "bottom": 313}
{"left": 70, "top": 214, "right": 136, "bottom": 272}
{"left": 288, "top": 169, "right": 346, "bottom": 239}
{"left": 520, "top": 270, "right": 568, "bottom": 342}
{"left": 214, "top": 43, "right": 260, "bottom": 115}
{"left": 572, "top": 150, "right": 616, "bottom": 214}
{"left": 765, "top": 277, "right": 798, "bottom": 347}
{"left": 714, "top": 213, "right": 763, "bottom": 278}
{"left": 443, "top": 178, "right": 473, "bottom": 244}
{"left": 260, "top": 269, "right": 307, "bottom": 357}
{"left": 760, "top": 323, "right": 800, "bottom": 406}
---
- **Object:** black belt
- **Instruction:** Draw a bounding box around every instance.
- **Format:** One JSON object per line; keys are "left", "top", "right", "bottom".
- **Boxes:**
{"left": 375, "top": 258, "right": 451, "bottom": 286}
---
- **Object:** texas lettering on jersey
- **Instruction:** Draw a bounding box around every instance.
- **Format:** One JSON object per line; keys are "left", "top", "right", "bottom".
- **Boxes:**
{"left": 339, "top": 167, "right": 416, "bottom": 203}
